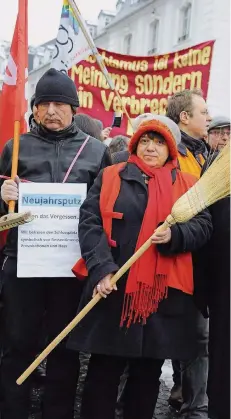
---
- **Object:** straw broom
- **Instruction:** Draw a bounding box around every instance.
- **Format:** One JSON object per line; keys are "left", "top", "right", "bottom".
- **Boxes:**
{"left": 16, "top": 143, "right": 230, "bottom": 385}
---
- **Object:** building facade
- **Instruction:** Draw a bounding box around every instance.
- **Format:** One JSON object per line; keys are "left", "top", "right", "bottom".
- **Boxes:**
{"left": 94, "top": 0, "right": 230, "bottom": 117}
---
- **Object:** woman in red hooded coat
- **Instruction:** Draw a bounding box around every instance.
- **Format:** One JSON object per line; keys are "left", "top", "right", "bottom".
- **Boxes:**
{"left": 68, "top": 115, "right": 212, "bottom": 419}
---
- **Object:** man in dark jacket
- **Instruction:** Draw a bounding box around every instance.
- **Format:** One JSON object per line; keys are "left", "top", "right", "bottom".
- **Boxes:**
{"left": 0, "top": 68, "right": 111, "bottom": 419}
{"left": 194, "top": 155, "right": 230, "bottom": 419}
{"left": 199, "top": 196, "right": 230, "bottom": 419}
{"left": 209, "top": 201, "right": 230, "bottom": 419}
{"left": 166, "top": 89, "right": 211, "bottom": 418}
{"left": 167, "top": 88, "right": 211, "bottom": 179}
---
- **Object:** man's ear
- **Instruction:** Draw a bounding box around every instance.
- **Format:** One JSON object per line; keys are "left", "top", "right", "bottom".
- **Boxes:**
{"left": 179, "top": 111, "right": 189, "bottom": 125}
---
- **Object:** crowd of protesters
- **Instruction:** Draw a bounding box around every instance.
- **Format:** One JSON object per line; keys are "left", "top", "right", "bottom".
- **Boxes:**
{"left": 0, "top": 69, "right": 230, "bottom": 419}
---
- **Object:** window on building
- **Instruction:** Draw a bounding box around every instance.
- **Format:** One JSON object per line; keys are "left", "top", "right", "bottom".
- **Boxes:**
{"left": 105, "top": 17, "right": 110, "bottom": 26}
{"left": 124, "top": 34, "right": 132, "bottom": 54}
{"left": 49, "top": 49, "right": 54, "bottom": 60}
{"left": 38, "top": 56, "right": 44, "bottom": 67}
{"left": 116, "top": 0, "right": 124, "bottom": 13}
{"left": 178, "top": 2, "right": 192, "bottom": 42}
{"left": 148, "top": 19, "right": 159, "bottom": 55}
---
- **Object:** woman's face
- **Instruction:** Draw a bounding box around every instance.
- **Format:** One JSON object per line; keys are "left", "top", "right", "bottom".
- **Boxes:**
{"left": 136, "top": 132, "right": 169, "bottom": 168}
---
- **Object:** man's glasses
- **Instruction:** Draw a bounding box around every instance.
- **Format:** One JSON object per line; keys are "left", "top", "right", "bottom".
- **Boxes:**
{"left": 210, "top": 128, "right": 230, "bottom": 138}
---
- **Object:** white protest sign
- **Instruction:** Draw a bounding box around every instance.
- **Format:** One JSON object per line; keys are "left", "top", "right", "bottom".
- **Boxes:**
{"left": 17, "top": 183, "right": 87, "bottom": 278}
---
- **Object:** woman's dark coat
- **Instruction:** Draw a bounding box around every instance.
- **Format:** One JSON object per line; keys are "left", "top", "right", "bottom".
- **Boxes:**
{"left": 68, "top": 163, "right": 212, "bottom": 359}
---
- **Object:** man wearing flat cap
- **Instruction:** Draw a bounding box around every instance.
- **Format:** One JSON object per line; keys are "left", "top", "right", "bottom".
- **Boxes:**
{"left": 207, "top": 116, "right": 230, "bottom": 151}
{"left": 0, "top": 68, "right": 111, "bottom": 419}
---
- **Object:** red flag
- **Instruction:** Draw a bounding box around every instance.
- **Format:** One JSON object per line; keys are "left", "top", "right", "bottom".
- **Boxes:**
{"left": 0, "top": 0, "right": 28, "bottom": 153}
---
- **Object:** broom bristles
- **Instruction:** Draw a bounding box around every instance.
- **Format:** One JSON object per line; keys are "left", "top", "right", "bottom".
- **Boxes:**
{"left": 0, "top": 212, "right": 34, "bottom": 231}
{"left": 165, "top": 142, "right": 230, "bottom": 226}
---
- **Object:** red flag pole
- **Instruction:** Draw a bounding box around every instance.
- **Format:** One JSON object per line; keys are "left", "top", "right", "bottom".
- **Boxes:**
{"left": 0, "top": 0, "right": 33, "bottom": 228}
{"left": 8, "top": 120, "right": 20, "bottom": 213}
{"left": 7, "top": 0, "right": 27, "bottom": 215}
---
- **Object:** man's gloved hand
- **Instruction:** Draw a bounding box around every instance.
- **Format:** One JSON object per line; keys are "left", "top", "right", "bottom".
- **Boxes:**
{"left": 1, "top": 176, "right": 19, "bottom": 204}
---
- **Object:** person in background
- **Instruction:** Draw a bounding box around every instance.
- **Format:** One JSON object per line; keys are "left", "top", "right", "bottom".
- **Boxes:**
{"left": 74, "top": 113, "right": 103, "bottom": 141}
{"left": 92, "top": 118, "right": 113, "bottom": 144}
{"left": 193, "top": 154, "right": 230, "bottom": 419}
{"left": 94, "top": 118, "right": 104, "bottom": 131}
{"left": 68, "top": 115, "right": 212, "bottom": 419}
{"left": 0, "top": 68, "right": 111, "bottom": 419}
{"left": 167, "top": 89, "right": 211, "bottom": 178}
{"left": 109, "top": 135, "right": 129, "bottom": 154}
{"left": 101, "top": 126, "right": 112, "bottom": 143}
{"left": 207, "top": 116, "right": 230, "bottom": 151}
{"left": 166, "top": 89, "right": 211, "bottom": 418}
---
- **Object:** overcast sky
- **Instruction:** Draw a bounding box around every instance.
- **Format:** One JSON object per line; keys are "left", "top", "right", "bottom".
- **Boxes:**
{"left": 0, "top": 0, "right": 117, "bottom": 46}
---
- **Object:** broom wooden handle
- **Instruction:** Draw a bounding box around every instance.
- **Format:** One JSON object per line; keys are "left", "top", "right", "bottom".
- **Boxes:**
{"left": 8, "top": 120, "right": 20, "bottom": 214}
{"left": 16, "top": 220, "right": 171, "bottom": 385}
{"left": 109, "top": 221, "right": 170, "bottom": 287}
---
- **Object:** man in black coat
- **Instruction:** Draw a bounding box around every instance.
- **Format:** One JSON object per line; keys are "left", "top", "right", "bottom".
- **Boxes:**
{"left": 0, "top": 68, "right": 111, "bottom": 419}
{"left": 194, "top": 154, "right": 230, "bottom": 419}
{"left": 197, "top": 197, "right": 230, "bottom": 419}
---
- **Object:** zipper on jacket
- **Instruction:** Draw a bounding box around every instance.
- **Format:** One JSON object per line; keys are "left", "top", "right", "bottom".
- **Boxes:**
{"left": 2, "top": 256, "right": 8, "bottom": 271}
{"left": 54, "top": 140, "right": 64, "bottom": 182}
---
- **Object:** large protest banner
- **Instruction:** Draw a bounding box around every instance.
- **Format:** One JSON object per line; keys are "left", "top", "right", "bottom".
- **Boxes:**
{"left": 71, "top": 40, "right": 214, "bottom": 135}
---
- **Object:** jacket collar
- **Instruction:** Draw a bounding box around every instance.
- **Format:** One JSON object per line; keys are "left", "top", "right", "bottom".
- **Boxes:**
{"left": 119, "top": 162, "right": 147, "bottom": 191}
{"left": 178, "top": 130, "right": 208, "bottom": 158}
{"left": 177, "top": 141, "right": 188, "bottom": 156}
{"left": 32, "top": 119, "right": 79, "bottom": 142}
{"left": 119, "top": 161, "right": 177, "bottom": 188}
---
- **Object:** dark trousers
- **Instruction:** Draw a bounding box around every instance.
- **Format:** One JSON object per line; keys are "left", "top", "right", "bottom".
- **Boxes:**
{"left": 0, "top": 257, "right": 82, "bottom": 419}
{"left": 81, "top": 354, "right": 164, "bottom": 419}
{"left": 172, "top": 360, "right": 181, "bottom": 386}
{"left": 180, "top": 313, "right": 209, "bottom": 419}
{"left": 207, "top": 303, "right": 230, "bottom": 419}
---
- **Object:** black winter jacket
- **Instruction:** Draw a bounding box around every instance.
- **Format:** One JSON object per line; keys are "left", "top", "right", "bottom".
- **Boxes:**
{"left": 0, "top": 121, "right": 111, "bottom": 257}
{"left": 68, "top": 162, "right": 212, "bottom": 359}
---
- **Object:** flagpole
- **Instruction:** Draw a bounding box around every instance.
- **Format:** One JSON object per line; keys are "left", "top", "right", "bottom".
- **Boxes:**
{"left": 0, "top": 0, "right": 33, "bottom": 231}
{"left": 8, "top": 120, "right": 20, "bottom": 213}
{"left": 68, "top": 0, "right": 134, "bottom": 133}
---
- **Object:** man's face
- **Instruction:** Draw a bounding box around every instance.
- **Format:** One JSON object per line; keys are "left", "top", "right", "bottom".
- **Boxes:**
{"left": 208, "top": 126, "right": 230, "bottom": 151}
{"left": 37, "top": 102, "right": 73, "bottom": 131}
{"left": 33, "top": 104, "right": 39, "bottom": 124}
{"left": 180, "top": 95, "right": 211, "bottom": 139}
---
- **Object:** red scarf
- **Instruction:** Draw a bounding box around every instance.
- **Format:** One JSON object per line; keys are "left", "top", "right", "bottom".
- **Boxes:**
{"left": 121, "top": 154, "right": 178, "bottom": 327}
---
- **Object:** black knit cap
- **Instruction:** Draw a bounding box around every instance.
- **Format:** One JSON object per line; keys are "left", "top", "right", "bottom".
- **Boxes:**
{"left": 34, "top": 68, "right": 79, "bottom": 107}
